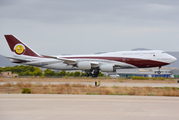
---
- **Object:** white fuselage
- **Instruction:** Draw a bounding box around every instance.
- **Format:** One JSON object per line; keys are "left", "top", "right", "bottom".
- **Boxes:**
{"left": 12, "top": 50, "right": 177, "bottom": 70}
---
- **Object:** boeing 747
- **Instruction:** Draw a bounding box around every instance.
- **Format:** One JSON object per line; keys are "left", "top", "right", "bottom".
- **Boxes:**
{"left": 4, "top": 35, "right": 177, "bottom": 77}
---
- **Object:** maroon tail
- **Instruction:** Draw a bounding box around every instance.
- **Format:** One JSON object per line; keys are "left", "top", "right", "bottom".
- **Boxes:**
{"left": 4, "top": 35, "right": 40, "bottom": 57}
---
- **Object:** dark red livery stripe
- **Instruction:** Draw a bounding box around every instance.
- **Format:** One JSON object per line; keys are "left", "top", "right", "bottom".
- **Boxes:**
{"left": 63, "top": 57, "right": 169, "bottom": 68}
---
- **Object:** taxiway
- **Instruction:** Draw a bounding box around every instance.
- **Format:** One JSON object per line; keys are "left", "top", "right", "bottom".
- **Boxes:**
{"left": 1, "top": 94, "right": 179, "bottom": 120}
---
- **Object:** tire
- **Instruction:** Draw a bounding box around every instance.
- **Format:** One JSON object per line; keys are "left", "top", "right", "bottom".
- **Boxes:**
{"left": 86, "top": 73, "right": 89, "bottom": 77}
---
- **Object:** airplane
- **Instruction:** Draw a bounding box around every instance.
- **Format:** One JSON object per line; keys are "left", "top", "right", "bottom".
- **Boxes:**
{"left": 4, "top": 35, "right": 177, "bottom": 77}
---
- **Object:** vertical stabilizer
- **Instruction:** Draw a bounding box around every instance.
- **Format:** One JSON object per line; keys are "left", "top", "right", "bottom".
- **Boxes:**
{"left": 4, "top": 35, "right": 40, "bottom": 57}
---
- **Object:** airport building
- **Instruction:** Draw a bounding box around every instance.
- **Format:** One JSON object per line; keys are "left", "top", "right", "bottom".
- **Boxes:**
{"left": 113, "top": 68, "right": 179, "bottom": 78}
{"left": 0, "top": 71, "right": 19, "bottom": 78}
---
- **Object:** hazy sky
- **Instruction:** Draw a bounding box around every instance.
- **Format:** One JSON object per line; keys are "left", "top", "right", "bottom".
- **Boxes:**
{"left": 0, "top": 0, "right": 179, "bottom": 56}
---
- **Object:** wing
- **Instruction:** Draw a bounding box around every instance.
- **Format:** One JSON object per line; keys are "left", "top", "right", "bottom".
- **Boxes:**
{"left": 42, "top": 55, "right": 77, "bottom": 65}
{"left": 42, "top": 55, "right": 102, "bottom": 66}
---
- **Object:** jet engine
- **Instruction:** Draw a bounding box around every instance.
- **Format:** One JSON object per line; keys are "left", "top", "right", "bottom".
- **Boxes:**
{"left": 77, "top": 61, "right": 91, "bottom": 70}
{"left": 100, "top": 64, "right": 115, "bottom": 72}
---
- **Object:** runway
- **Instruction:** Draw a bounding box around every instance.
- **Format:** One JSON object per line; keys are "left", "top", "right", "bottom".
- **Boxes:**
{"left": 1, "top": 81, "right": 179, "bottom": 87}
{"left": 1, "top": 94, "right": 179, "bottom": 120}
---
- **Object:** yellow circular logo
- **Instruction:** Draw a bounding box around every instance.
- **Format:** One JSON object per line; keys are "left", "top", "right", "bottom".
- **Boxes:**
{"left": 14, "top": 44, "right": 25, "bottom": 55}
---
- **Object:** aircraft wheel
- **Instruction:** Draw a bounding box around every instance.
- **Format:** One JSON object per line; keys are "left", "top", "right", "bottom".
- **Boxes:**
{"left": 92, "top": 74, "right": 97, "bottom": 78}
{"left": 86, "top": 73, "right": 89, "bottom": 77}
{"left": 86, "top": 72, "right": 92, "bottom": 77}
{"left": 92, "top": 72, "right": 98, "bottom": 78}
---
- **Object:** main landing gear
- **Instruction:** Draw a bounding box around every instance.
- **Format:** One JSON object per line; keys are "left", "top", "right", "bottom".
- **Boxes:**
{"left": 86, "top": 71, "right": 92, "bottom": 77}
{"left": 86, "top": 69, "right": 99, "bottom": 78}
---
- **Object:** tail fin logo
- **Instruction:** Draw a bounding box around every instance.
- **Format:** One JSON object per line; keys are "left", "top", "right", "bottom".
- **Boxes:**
{"left": 14, "top": 44, "right": 25, "bottom": 55}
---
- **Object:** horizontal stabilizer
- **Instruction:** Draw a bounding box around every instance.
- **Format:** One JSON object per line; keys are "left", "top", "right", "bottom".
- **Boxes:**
{"left": 5, "top": 56, "right": 31, "bottom": 62}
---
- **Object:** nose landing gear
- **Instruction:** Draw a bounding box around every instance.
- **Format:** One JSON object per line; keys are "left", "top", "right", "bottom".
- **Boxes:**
{"left": 158, "top": 66, "right": 161, "bottom": 74}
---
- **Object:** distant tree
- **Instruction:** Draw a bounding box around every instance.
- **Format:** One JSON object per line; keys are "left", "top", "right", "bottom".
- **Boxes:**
{"left": 0, "top": 65, "right": 104, "bottom": 77}
{"left": 19, "top": 65, "right": 28, "bottom": 72}
{"left": 19, "top": 72, "right": 24, "bottom": 76}
{"left": 29, "top": 66, "right": 35, "bottom": 72}
{"left": 69, "top": 72, "right": 74, "bottom": 76}
{"left": 57, "top": 70, "right": 66, "bottom": 76}
{"left": 4, "top": 66, "right": 12, "bottom": 71}
{"left": 0, "top": 67, "right": 4, "bottom": 73}
{"left": 44, "top": 69, "right": 56, "bottom": 76}
{"left": 32, "top": 71, "right": 43, "bottom": 76}
{"left": 80, "top": 72, "right": 86, "bottom": 77}
{"left": 98, "top": 72, "right": 104, "bottom": 76}
{"left": 10, "top": 65, "right": 31, "bottom": 74}
{"left": 74, "top": 71, "right": 81, "bottom": 77}
{"left": 0, "top": 65, "right": 43, "bottom": 76}
{"left": 65, "top": 72, "right": 71, "bottom": 76}
{"left": 22, "top": 70, "right": 32, "bottom": 76}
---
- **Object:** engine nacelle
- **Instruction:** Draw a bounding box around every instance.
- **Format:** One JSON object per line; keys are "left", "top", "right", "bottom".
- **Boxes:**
{"left": 77, "top": 61, "right": 91, "bottom": 70}
{"left": 100, "top": 64, "right": 115, "bottom": 72}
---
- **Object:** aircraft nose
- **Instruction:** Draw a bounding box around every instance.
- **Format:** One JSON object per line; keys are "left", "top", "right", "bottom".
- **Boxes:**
{"left": 171, "top": 56, "right": 177, "bottom": 63}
